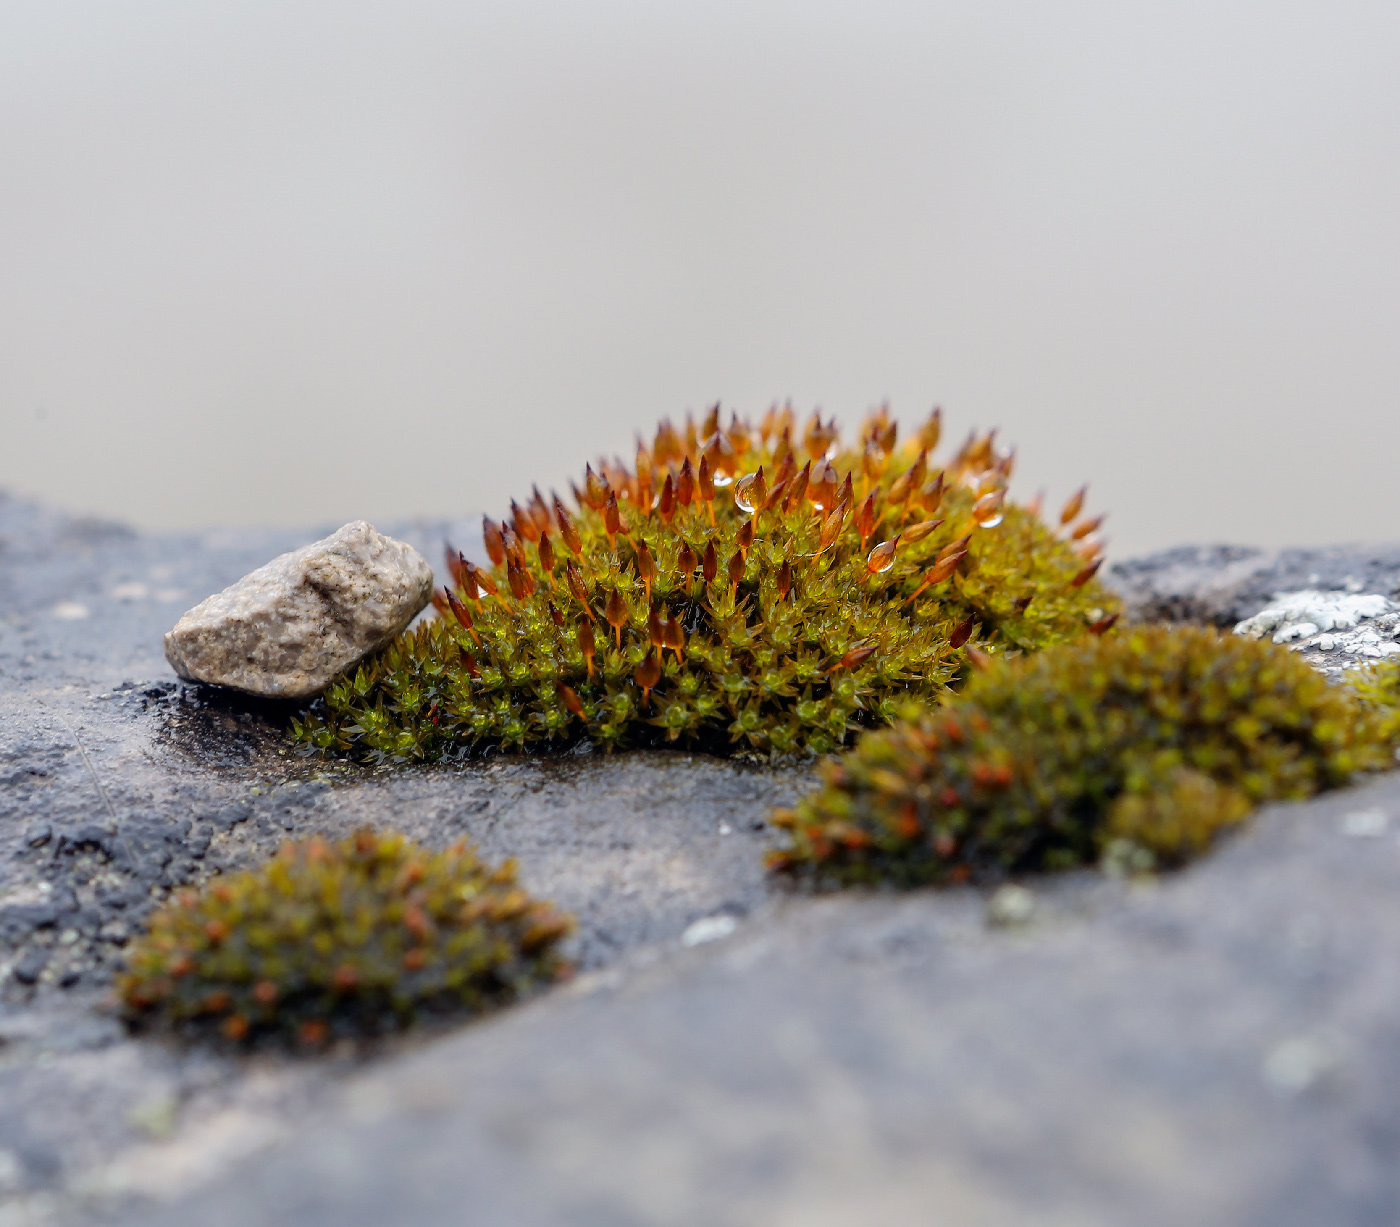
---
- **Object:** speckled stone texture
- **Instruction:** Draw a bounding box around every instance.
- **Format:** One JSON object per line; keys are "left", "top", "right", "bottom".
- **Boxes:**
{"left": 163, "top": 521, "right": 433, "bottom": 700}
{"left": 4, "top": 491, "right": 1400, "bottom": 1227}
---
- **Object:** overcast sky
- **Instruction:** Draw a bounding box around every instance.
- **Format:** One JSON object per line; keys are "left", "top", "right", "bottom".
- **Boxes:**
{"left": 1, "top": 1, "right": 1397, "bottom": 557}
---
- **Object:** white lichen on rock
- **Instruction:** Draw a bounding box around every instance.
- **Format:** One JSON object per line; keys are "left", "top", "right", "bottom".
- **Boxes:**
{"left": 164, "top": 521, "right": 433, "bottom": 700}
{"left": 1234, "top": 589, "right": 1400, "bottom": 674}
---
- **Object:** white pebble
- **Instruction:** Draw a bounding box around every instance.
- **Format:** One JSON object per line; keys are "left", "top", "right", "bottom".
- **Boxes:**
{"left": 986, "top": 884, "right": 1036, "bottom": 927}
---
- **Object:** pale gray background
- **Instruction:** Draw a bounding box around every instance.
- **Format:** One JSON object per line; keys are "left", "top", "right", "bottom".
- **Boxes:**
{"left": 1, "top": 1, "right": 1396, "bottom": 558}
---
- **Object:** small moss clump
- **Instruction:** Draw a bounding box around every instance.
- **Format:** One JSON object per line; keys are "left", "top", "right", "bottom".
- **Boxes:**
{"left": 294, "top": 405, "right": 1116, "bottom": 761}
{"left": 118, "top": 830, "right": 573, "bottom": 1045}
{"left": 767, "top": 625, "right": 1397, "bottom": 887}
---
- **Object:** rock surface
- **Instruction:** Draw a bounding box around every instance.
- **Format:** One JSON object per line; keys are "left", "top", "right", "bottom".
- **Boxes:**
{"left": 163, "top": 521, "right": 433, "bottom": 700}
{"left": 5, "top": 491, "right": 1400, "bottom": 1227}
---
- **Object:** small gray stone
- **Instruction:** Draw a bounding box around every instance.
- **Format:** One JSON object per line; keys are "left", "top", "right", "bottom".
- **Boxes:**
{"left": 163, "top": 521, "right": 432, "bottom": 700}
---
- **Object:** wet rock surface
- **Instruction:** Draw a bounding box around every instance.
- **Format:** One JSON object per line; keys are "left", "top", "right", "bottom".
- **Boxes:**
{"left": 163, "top": 520, "right": 433, "bottom": 699}
{"left": 4, "top": 490, "right": 1400, "bottom": 1227}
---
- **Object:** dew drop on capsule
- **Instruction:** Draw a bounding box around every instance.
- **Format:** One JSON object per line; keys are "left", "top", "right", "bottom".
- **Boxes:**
{"left": 734, "top": 472, "right": 759, "bottom": 514}
{"left": 867, "top": 536, "right": 900, "bottom": 574}
{"left": 973, "top": 490, "right": 1006, "bottom": 529}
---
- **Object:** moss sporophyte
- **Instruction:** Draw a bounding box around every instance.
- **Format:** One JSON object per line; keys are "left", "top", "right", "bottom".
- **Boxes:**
{"left": 118, "top": 830, "right": 572, "bottom": 1045}
{"left": 767, "top": 625, "right": 1400, "bottom": 888}
{"left": 293, "top": 405, "right": 1117, "bottom": 761}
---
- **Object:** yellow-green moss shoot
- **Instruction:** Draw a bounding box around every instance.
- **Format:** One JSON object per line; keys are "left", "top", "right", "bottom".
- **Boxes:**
{"left": 768, "top": 625, "right": 1397, "bottom": 887}
{"left": 295, "top": 404, "right": 1117, "bottom": 762}
{"left": 119, "top": 830, "right": 573, "bottom": 1045}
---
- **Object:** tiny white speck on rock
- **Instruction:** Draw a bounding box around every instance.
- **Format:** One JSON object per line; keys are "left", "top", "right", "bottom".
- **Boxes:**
{"left": 682, "top": 915, "right": 739, "bottom": 947}
{"left": 1341, "top": 809, "right": 1388, "bottom": 838}
{"left": 986, "top": 884, "right": 1036, "bottom": 927}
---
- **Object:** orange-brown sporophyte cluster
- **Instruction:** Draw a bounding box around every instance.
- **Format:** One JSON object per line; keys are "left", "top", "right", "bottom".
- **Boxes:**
{"left": 293, "top": 404, "right": 1117, "bottom": 761}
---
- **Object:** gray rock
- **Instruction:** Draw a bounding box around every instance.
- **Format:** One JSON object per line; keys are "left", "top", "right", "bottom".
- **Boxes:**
{"left": 162, "top": 521, "right": 433, "bottom": 700}
{"left": 8, "top": 492, "right": 1400, "bottom": 1227}
{"left": 1106, "top": 543, "right": 1400, "bottom": 627}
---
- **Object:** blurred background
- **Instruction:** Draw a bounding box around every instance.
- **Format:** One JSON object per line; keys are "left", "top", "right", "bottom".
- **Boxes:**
{"left": 1, "top": 1, "right": 1396, "bottom": 558}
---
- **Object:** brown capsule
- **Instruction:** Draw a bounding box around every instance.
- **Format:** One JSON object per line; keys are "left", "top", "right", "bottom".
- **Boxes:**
{"left": 547, "top": 600, "right": 565, "bottom": 627}
{"left": 948, "top": 617, "right": 976, "bottom": 649}
{"left": 727, "top": 412, "right": 751, "bottom": 455}
{"left": 676, "top": 457, "right": 695, "bottom": 507}
{"left": 809, "top": 461, "right": 838, "bottom": 512}
{"left": 937, "top": 533, "right": 972, "bottom": 563}
{"left": 777, "top": 560, "right": 793, "bottom": 600}
{"left": 658, "top": 474, "right": 676, "bottom": 524}
{"left": 605, "top": 587, "right": 629, "bottom": 647}
{"left": 1088, "top": 612, "right": 1119, "bottom": 635}
{"left": 866, "top": 536, "right": 900, "bottom": 575}
{"left": 1072, "top": 513, "right": 1106, "bottom": 541}
{"left": 819, "top": 499, "right": 849, "bottom": 551}
{"left": 553, "top": 497, "right": 583, "bottom": 555}
{"left": 901, "top": 518, "right": 944, "bottom": 545}
{"left": 511, "top": 499, "right": 540, "bottom": 544}
{"left": 1024, "top": 490, "right": 1045, "bottom": 518}
{"left": 838, "top": 471, "right": 854, "bottom": 511}
{"left": 604, "top": 491, "right": 624, "bottom": 545}
{"left": 1070, "top": 559, "right": 1103, "bottom": 588}
{"left": 444, "top": 588, "right": 478, "bottom": 637}
{"left": 677, "top": 541, "right": 698, "bottom": 586}
{"left": 584, "top": 463, "right": 610, "bottom": 510}
{"left": 566, "top": 561, "right": 592, "bottom": 616}
{"left": 648, "top": 606, "right": 666, "bottom": 648}
{"left": 507, "top": 559, "right": 535, "bottom": 600}
{"left": 697, "top": 454, "right": 715, "bottom": 503}
{"left": 458, "top": 647, "right": 481, "bottom": 678}
{"left": 702, "top": 429, "right": 737, "bottom": 480}
{"left": 577, "top": 620, "right": 596, "bottom": 675}
{"left": 856, "top": 492, "right": 878, "bottom": 548}
{"left": 702, "top": 402, "right": 721, "bottom": 438}
{"left": 702, "top": 541, "right": 718, "bottom": 585}
{"left": 483, "top": 517, "right": 506, "bottom": 567}
{"left": 1013, "top": 594, "right": 1033, "bottom": 613}
{"left": 772, "top": 449, "right": 797, "bottom": 489}
{"left": 804, "top": 413, "right": 838, "bottom": 459}
{"left": 444, "top": 545, "right": 464, "bottom": 585}
{"left": 917, "top": 406, "right": 943, "bottom": 453}
{"left": 558, "top": 683, "right": 584, "bottom": 716}
{"left": 736, "top": 517, "right": 754, "bottom": 555}
{"left": 728, "top": 549, "right": 745, "bottom": 592}
{"left": 530, "top": 485, "right": 553, "bottom": 530}
{"left": 464, "top": 556, "right": 497, "bottom": 599}
{"left": 635, "top": 649, "right": 662, "bottom": 705}
{"left": 835, "top": 643, "right": 877, "bottom": 670}
{"left": 1060, "top": 485, "right": 1087, "bottom": 526}
{"left": 538, "top": 532, "right": 556, "bottom": 573}
{"left": 919, "top": 471, "right": 945, "bottom": 514}
{"left": 862, "top": 440, "right": 887, "bottom": 481}
{"left": 430, "top": 589, "right": 450, "bottom": 619}
{"left": 733, "top": 466, "right": 767, "bottom": 515}
{"left": 784, "top": 460, "right": 811, "bottom": 512}
{"left": 636, "top": 540, "right": 656, "bottom": 603}
{"left": 663, "top": 616, "right": 684, "bottom": 659}
{"left": 763, "top": 476, "right": 790, "bottom": 512}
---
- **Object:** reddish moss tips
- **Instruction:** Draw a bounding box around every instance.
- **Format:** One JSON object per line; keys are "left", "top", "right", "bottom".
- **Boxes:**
{"left": 295, "top": 405, "right": 1118, "bottom": 762}
{"left": 770, "top": 625, "right": 1398, "bottom": 888}
{"left": 118, "top": 830, "right": 573, "bottom": 1044}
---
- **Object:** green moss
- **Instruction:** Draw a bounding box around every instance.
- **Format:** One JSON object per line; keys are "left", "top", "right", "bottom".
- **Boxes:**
{"left": 1351, "top": 657, "right": 1400, "bottom": 746}
{"left": 294, "top": 405, "right": 1116, "bottom": 761}
{"left": 118, "top": 830, "right": 572, "bottom": 1045}
{"left": 767, "top": 625, "right": 1396, "bottom": 886}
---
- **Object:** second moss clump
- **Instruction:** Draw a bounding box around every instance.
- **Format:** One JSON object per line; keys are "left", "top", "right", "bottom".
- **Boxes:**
{"left": 768, "top": 625, "right": 1397, "bottom": 887}
{"left": 295, "top": 404, "right": 1116, "bottom": 761}
{"left": 118, "top": 830, "right": 573, "bottom": 1045}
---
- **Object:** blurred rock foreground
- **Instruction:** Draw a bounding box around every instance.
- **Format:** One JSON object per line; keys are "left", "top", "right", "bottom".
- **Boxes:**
{"left": 3, "top": 491, "right": 1400, "bottom": 1227}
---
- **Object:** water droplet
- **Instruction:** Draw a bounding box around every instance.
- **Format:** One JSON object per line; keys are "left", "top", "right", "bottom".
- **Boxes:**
{"left": 866, "top": 537, "right": 900, "bottom": 574}
{"left": 734, "top": 472, "right": 758, "bottom": 514}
